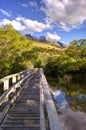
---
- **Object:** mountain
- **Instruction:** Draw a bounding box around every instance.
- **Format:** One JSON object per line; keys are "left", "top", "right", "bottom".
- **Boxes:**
{"left": 78, "top": 39, "right": 86, "bottom": 47}
{"left": 39, "top": 36, "right": 61, "bottom": 47}
{"left": 25, "top": 34, "right": 38, "bottom": 41}
{"left": 26, "top": 34, "right": 67, "bottom": 48}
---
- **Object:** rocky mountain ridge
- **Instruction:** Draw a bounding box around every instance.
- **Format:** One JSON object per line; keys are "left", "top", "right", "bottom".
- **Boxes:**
{"left": 26, "top": 34, "right": 68, "bottom": 48}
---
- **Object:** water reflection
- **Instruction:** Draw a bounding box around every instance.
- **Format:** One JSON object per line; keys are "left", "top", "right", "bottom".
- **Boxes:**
{"left": 61, "top": 74, "right": 86, "bottom": 112}
{"left": 52, "top": 88, "right": 86, "bottom": 130}
{"left": 47, "top": 74, "right": 86, "bottom": 112}
{"left": 47, "top": 74, "right": 86, "bottom": 129}
{"left": 53, "top": 89, "right": 69, "bottom": 111}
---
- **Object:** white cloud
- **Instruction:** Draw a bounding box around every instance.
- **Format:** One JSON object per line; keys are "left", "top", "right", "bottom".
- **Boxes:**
{"left": 61, "top": 40, "right": 65, "bottom": 43}
{"left": 16, "top": 17, "right": 51, "bottom": 33}
{"left": 0, "top": 9, "right": 11, "bottom": 17}
{"left": 42, "top": 0, "right": 86, "bottom": 31}
{"left": 46, "top": 32, "right": 61, "bottom": 41}
{"left": 22, "top": 1, "right": 37, "bottom": 8}
{"left": 0, "top": 18, "right": 25, "bottom": 30}
{"left": 0, "top": 17, "right": 51, "bottom": 33}
{"left": 21, "top": 3, "right": 28, "bottom": 7}
{"left": 28, "top": 1, "right": 37, "bottom": 7}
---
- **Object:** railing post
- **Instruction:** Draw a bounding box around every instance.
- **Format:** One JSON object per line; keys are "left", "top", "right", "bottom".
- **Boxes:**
{"left": 21, "top": 74, "right": 24, "bottom": 78}
{"left": 12, "top": 76, "right": 16, "bottom": 84}
{"left": 18, "top": 74, "right": 20, "bottom": 80}
{"left": 4, "top": 79, "right": 9, "bottom": 91}
{"left": 0, "top": 82, "right": 4, "bottom": 96}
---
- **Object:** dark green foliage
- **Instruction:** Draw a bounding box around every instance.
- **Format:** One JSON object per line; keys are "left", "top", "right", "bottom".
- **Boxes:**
{"left": 45, "top": 39, "right": 86, "bottom": 76}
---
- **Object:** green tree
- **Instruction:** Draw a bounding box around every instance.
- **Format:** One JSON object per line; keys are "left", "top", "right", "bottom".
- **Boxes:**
{"left": 65, "top": 40, "right": 81, "bottom": 59}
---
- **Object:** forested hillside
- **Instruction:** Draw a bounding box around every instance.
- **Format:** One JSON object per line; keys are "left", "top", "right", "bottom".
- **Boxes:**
{"left": 1, "top": 24, "right": 86, "bottom": 79}
{"left": 0, "top": 24, "right": 63, "bottom": 78}
{"left": 45, "top": 39, "right": 86, "bottom": 76}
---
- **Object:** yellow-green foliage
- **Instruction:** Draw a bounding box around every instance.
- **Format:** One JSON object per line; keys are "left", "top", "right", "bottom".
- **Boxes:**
{"left": 0, "top": 24, "right": 63, "bottom": 78}
{"left": 0, "top": 25, "right": 36, "bottom": 78}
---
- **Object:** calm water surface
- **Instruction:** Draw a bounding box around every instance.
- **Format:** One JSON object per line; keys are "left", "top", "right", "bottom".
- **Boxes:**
{"left": 49, "top": 74, "right": 86, "bottom": 112}
{"left": 51, "top": 74, "right": 86, "bottom": 130}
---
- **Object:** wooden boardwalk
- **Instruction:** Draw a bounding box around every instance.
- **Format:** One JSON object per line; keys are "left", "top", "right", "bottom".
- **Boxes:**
{"left": 0, "top": 69, "right": 63, "bottom": 130}
{"left": 1, "top": 68, "right": 86, "bottom": 130}
{"left": 0, "top": 73, "right": 40, "bottom": 130}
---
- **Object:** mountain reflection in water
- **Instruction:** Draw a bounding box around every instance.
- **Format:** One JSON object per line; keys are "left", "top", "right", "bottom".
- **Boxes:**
{"left": 52, "top": 88, "right": 86, "bottom": 130}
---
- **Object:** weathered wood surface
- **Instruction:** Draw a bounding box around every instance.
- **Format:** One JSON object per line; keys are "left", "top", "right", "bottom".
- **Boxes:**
{"left": 0, "top": 73, "right": 33, "bottom": 124}
{"left": 40, "top": 69, "right": 63, "bottom": 130}
{"left": 0, "top": 69, "right": 64, "bottom": 130}
{"left": 40, "top": 82, "right": 46, "bottom": 130}
{"left": 0, "top": 72, "right": 33, "bottom": 106}
{"left": 0, "top": 72, "right": 40, "bottom": 130}
{"left": 0, "top": 69, "right": 29, "bottom": 85}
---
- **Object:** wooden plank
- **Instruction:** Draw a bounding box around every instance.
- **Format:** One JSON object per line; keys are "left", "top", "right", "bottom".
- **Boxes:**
{"left": 6, "top": 115, "right": 40, "bottom": 120}
{"left": 1, "top": 123, "right": 40, "bottom": 127}
{"left": 0, "top": 128, "right": 40, "bottom": 130}
{"left": 3, "top": 119, "right": 40, "bottom": 124}
{"left": 41, "top": 70, "right": 63, "bottom": 130}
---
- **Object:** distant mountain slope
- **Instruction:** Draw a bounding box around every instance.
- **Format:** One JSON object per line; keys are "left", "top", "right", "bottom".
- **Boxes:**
{"left": 26, "top": 34, "right": 68, "bottom": 48}
{"left": 25, "top": 34, "right": 66, "bottom": 63}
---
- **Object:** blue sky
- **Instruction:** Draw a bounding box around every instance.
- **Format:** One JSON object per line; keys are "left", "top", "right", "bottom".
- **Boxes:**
{"left": 0, "top": 0, "right": 86, "bottom": 44}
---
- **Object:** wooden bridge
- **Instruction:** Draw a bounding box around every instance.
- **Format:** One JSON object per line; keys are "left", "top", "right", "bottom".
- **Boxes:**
{"left": 0, "top": 69, "right": 63, "bottom": 130}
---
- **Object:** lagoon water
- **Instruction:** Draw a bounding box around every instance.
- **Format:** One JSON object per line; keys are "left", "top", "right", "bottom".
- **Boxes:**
{"left": 53, "top": 89, "right": 70, "bottom": 111}
{"left": 51, "top": 76, "right": 86, "bottom": 130}
{"left": 52, "top": 74, "right": 86, "bottom": 112}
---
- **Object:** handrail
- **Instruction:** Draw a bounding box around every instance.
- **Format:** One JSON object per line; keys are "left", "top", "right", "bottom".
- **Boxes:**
{"left": 0, "top": 69, "right": 30, "bottom": 85}
{"left": 0, "top": 69, "right": 36, "bottom": 106}
{"left": 40, "top": 80, "right": 46, "bottom": 130}
{"left": 0, "top": 69, "right": 34, "bottom": 95}
{"left": 0, "top": 70, "right": 34, "bottom": 124}
{"left": 0, "top": 71, "right": 33, "bottom": 106}
{"left": 40, "top": 69, "right": 63, "bottom": 130}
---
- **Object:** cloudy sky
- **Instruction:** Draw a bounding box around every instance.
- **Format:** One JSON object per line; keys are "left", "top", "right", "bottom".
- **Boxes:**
{"left": 0, "top": 0, "right": 86, "bottom": 44}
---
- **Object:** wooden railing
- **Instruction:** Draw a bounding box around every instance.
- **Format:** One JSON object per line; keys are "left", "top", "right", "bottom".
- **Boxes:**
{"left": 0, "top": 69, "right": 35, "bottom": 124}
{"left": 0, "top": 69, "right": 32, "bottom": 91}
{"left": 0, "top": 68, "right": 63, "bottom": 130}
{"left": 40, "top": 68, "right": 63, "bottom": 130}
